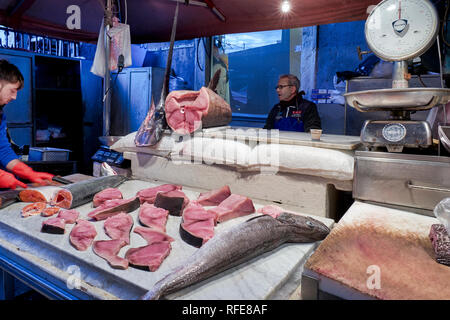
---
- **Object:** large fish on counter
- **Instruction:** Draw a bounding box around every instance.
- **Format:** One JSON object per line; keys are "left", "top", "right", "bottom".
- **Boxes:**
{"left": 142, "top": 212, "right": 330, "bottom": 300}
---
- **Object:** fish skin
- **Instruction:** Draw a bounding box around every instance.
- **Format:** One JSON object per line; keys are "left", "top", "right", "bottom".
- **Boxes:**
{"left": 142, "top": 212, "right": 330, "bottom": 300}
{"left": 53, "top": 175, "right": 128, "bottom": 209}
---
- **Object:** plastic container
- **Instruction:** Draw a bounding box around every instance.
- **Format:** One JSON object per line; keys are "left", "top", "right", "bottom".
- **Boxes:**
{"left": 28, "top": 147, "right": 71, "bottom": 161}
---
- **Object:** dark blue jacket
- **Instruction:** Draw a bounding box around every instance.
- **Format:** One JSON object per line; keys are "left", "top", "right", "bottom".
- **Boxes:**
{"left": 0, "top": 105, "right": 19, "bottom": 170}
{"left": 264, "top": 93, "right": 321, "bottom": 132}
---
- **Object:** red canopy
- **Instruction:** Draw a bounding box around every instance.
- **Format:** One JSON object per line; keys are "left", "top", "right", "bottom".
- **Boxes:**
{"left": 0, "top": 0, "right": 380, "bottom": 43}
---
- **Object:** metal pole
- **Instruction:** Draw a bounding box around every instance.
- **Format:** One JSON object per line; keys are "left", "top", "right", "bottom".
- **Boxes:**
{"left": 103, "top": 0, "right": 113, "bottom": 137}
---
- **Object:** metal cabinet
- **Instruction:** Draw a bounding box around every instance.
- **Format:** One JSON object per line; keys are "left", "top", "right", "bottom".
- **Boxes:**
{"left": 110, "top": 67, "right": 164, "bottom": 136}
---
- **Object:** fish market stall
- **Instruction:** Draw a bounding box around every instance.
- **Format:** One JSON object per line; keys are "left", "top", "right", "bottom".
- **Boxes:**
{"left": 0, "top": 176, "right": 334, "bottom": 300}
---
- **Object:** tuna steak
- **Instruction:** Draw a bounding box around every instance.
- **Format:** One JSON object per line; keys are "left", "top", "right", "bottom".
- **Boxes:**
{"left": 70, "top": 219, "right": 97, "bottom": 251}
{"left": 87, "top": 197, "right": 140, "bottom": 221}
{"left": 41, "top": 217, "right": 66, "bottom": 234}
{"left": 134, "top": 226, "right": 175, "bottom": 244}
{"left": 142, "top": 212, "right": 330, "bottom": 300}
{"left": 207, "top": 194, "right": 255, "bottom": 223}
{"left": 56, "top": 209, "right": 80, "bottom": 224}
{"left": 197, "top": 185, "right": 231, "bottom": 206}
{"left": 136, "top": 184, "right": 182, "bottom": 204}
{"left": 165, "top": 87, "right": 232, "bottom": 134}
{"left": 104, "top": 212, "right": 134, "bottom": 244}
{"left": 93, "top": 188, "right": 123, "bottom": 207}
{"left": 154, "top": 190, "right": 189, "bottom": 216}
{"left": 51, "top": 175, "right": 128, "bottom": 209}
{"left": 180, "top": 201, "right": 216, "bottom": 248}
{"left": 93, "top": 239, "right": 129, "bottom": 270}
{"left": 125, "top": 242, "right": 172, "bottom": 272}
{"left": 138, "top": 203, "right": 169, "bottom": 232}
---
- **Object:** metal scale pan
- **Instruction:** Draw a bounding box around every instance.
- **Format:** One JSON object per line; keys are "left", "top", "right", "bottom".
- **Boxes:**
{"left": 344, "top": 87, "right": 450, "bottom": 112}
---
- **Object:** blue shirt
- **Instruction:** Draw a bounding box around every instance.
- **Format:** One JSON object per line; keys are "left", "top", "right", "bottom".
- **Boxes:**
{"left": 0, "top": 108, "right": 19, "bottom": 170}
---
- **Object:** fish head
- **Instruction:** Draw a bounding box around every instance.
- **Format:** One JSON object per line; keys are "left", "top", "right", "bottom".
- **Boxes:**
{"left": 276, "top": 212, "right": 330, "bottom": 242}
{"left": 134, "top": 98, "right": 166, "bottom": 146}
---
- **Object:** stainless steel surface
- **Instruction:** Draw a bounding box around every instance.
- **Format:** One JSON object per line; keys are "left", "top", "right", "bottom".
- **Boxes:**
{"left": 98, "top": 135, "right": 123, "bottom": 147}
{"left": 353, "top": 151, "right": 450, "bottom": 214}
{"left": 360, "top": 120, "right": 432, "bottom": 151}
{"left": 438, "top": 124, "right": 450, "bottom": 152}
{"left": 407, "top": 181, "right": 450, "bottom": 193}
{"left": 392, "top": 61, "right": 408, "bottom": 89}
{"left": 343, "top": 87, "right": 450, "bottom": 112}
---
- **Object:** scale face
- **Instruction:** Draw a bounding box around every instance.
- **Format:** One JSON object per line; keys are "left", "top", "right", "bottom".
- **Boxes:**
{"left": 365, "top": 0, "right": 439, "bottom": 61}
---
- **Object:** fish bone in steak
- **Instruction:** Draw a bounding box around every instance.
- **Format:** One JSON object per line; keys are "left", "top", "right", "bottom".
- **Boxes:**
{"left": 41, "top": 217, "right": 66, "bottom": 234}
{"left": 207, "top": 194, "right": 255, "bottom": 223}
{"left": 51, "top": 175, "right": 128, "bottom": 209}
{"left": 134, "top": 226, "right": 175, "bottom": 244}
{"left": 70, "top": 219, "right": 97, "bottom": 251}
{"left": 136, "top": 184, "right": 182, "bottom": 204}
{"left": 56, "top": 209, "right": 80, "bottom": 224}
{"left": 93, "top": 239, "right": 129, "bottom": 270}
{"left": 154, "top": 190, "right": 189, "bottom": 216}
{"left": 138, "top": 202, "right": 169, "bottom": 232}
{"left": 93, "top": 188, "right": 123, "bottom": 207}
{"left": 197, "top": 185, "right": 231, "bottom": 206}
{"left": 87, "top": 197, "right": 140, "bottom": 221}
{"left": 125, "top": 242, "right": 172, "bottom": 272}
{"left": 165, "top": 87, "right": 232, "bottom": 134}
{"left": 104, "top": 212, "right": 134, "bottom": 244}
{"left": 180, "top": 201, "right": 216, "bottom": 248}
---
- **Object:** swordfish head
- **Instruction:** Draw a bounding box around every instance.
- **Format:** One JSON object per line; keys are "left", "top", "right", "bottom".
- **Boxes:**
{"left": 276, "top": 212, "right": 330, "bottom": 242}
{"left": 134, "top": 97, "right": 166, "bottom": 146}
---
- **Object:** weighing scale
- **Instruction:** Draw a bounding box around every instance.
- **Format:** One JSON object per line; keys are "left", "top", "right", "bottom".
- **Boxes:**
{"left": 344, "top": 0, "right": 450, "bottom": 152}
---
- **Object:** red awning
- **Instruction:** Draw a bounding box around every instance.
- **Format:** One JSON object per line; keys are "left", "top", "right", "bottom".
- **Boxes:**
{"left": 0, "top": 0, "right": 381, "bottom": 43}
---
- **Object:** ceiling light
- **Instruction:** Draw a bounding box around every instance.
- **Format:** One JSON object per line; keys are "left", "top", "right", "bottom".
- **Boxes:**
{"left": 281, "top": 0, "right": 291, "bottom": 13}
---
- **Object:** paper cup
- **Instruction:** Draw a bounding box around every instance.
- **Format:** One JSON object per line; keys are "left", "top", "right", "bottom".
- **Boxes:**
{"left": 310, "top": 129, "right": 322, "bottom": 141}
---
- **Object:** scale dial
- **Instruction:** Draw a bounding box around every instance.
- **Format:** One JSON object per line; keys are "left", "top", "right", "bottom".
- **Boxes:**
{"left": 365, "top": 0, "right": 439, "bottom": 61}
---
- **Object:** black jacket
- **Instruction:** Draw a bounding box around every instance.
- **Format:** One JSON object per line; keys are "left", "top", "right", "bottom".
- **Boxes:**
{"left": 264, "top": 93, "right": 322, "bottom": 132}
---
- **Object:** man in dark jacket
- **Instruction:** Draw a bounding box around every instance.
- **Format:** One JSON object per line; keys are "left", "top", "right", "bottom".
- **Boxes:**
{"left": 264, "top": 74, "right": 321, "bottom": 132}
{"left": 0, "top": 59, "right": 53, "bottom": 189}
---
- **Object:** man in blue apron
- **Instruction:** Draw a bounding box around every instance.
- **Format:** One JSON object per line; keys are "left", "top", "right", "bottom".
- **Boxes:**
{"left": 264, "top": 74, "right": 321, "bottom": 132}
{"left": 0, "top": 59, "right": 53, "bottom": 189}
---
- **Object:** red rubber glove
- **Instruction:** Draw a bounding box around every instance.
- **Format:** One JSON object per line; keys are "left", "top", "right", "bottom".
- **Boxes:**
{"left": 11, "top": 162, "right": 54, "bottom": 185}
{"left": 0, "top": 169, "right": 27, "bottom": 189}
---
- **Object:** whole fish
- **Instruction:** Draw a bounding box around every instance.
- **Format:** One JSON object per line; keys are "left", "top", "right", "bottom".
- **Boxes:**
{"left": 142, "top": 212, "right": 330, "bottom": 300}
